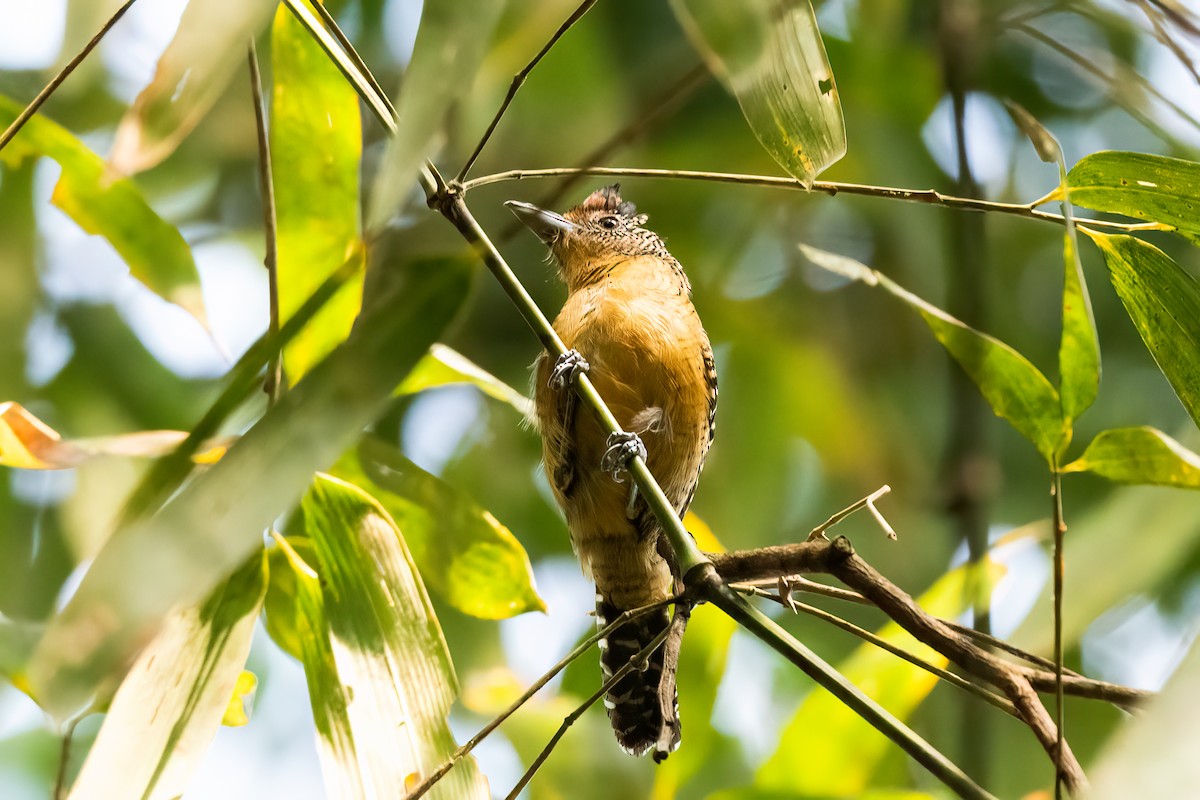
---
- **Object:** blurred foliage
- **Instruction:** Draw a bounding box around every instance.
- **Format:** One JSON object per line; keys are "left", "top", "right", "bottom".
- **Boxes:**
{"left": 1, "top": 0, "right": 1200, "bottom": 799}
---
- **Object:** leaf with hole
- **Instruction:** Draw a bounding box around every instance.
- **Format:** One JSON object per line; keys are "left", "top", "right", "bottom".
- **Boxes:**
{"left": 1058, "top": 151, "right": 1200, "bottom": 242}
{"left": 669, "top": 0, "right": 845, "bottom": 187}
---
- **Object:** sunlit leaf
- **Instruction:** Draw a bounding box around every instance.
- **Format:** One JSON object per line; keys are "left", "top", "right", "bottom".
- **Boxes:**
{"left": 107, "top": 0, "right": 279, "bottom": 175}
{"left": 337, "top": 436, "right": 545, "bottom": 620}
{"left": 263, "top": 534, "right": 317, "bottom": 663}
{"left": 1082, "top": 230, "right": 1200, "bottom": 430}
{"left": 802, "top": 243, "right": 1065, "bottom": 463}
{"left": 27, "top": 254, "right": 472, "bottom": 719}
{"left": 0, "top": 96, "right": 206, "bottom": 325}
{"left": 366, "top": 0, "right": 505, "bottom": 230}
{"left": 669, "top": 0, "right": 845, "bottom": 187}
{"left": 1062, "top": 427, "right": 1200, "bottom": 488}
{"left": 1058, "top": 151, "right": 1200, "bottom": 242}
{"left": 271, "top": 3, "right": 365, "bottom": 382}
{"left": 1006, "top": 102, "right": 1100, "bottom": 431}
{"left": 0, "top": 613, "right": 40, "bottom": 681}
{"left": 221, "top": 670, "right": 258, "bottom": 727}
{"left": 66, "top": 553, "right": 265, "bottom": 800}
{"left": 0, "top": 401, "right": 228, "bottom": 470}
{"left": 1089, "top": 637, "right": 1200, "bottom": 799}
{"left": 752, "top": 562, "right": 999, "bottom": 796}
{"left": 399, "top": 344, "right": 533, "bottom": 415}
{"left": 297, "top": 474, "right": 488, "bottom": 800}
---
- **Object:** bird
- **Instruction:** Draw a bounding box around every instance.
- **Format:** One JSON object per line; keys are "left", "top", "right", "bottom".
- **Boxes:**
{"left": 506, "top": 185, "right": 717, "bottom": 761}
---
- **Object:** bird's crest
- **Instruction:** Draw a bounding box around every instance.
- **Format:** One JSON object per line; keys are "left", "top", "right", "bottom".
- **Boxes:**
{"left": 578, "top": 184, "right": 638, "bottom": 218}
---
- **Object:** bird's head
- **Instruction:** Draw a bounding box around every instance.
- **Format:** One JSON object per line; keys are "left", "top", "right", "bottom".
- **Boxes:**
{"left": 506, "top": 185, "right": 666, "bottom": 288}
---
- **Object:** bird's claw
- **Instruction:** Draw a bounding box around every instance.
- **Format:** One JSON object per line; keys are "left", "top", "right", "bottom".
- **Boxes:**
{"left": 600, "top": 431, "right": 647, "bottom": 483}
{"left": 549, "top": 349, "right": 590, "bottom": 389}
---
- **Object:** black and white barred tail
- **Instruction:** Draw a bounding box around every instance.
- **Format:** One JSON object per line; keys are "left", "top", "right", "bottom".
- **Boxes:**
{"left": 597, "top": 597, "right": 689, "bottom": 761}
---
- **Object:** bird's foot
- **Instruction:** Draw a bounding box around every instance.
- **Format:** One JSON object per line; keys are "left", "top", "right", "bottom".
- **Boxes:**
{"left": 549, "top": 349, "right": 590, "bottom": 389}
{"left": 600, "top": 431, "right": 647, "bottom": 483}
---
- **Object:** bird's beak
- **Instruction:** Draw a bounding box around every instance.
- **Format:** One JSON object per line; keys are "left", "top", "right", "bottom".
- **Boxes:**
{"left": 505, "top": 200, "right": 576, "bottom": 243}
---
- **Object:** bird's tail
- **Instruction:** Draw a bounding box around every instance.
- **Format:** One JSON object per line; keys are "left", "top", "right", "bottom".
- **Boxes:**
{"left": 596, "top": 597, "right": 690, "bottom": 761}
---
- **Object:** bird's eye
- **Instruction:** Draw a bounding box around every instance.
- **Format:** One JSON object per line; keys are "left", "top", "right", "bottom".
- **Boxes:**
{"left": 599, "top": 216, "right": 619, "bottom": 230}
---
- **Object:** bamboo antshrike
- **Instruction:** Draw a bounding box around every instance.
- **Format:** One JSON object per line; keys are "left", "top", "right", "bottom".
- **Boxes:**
{"left": 508, "top": 186, "right": 717, "bottom": 761}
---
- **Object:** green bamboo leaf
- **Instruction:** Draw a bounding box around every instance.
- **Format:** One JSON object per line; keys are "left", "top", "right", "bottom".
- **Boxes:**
{"left": 271, "top": 4, "right": 365, "bottom": 382}
{"left": 0, "top": 96, "right": 206, "bottom": 326}
{"left": 297, "top": 474, "right": 488, "bottom": 800}
{"left": 1083, "top": 230, "right": 1200, "bottom": 430}
{"left": 66, "top": 553, "right": 266, "bottom": 800}
{"left": 801, "top": 243, "right": 1065, "bottom": 463}
{"left": 336, "top": 436, "right": 545, "bottom": 620}
{"left": 1060, "top": 151, "right": 1200, "bottom": 242}
{"left": 1062, "top": 427, "right": 1200, "bottom": 488}
{"left": 108, "top": 0, "right": 279, "bottom": 175}
{"left": 263, "top": 535, "right": 317, "bottom": 663}
{"left": 669, "top": 0, "right": 845, "bottom": 187}
{"left": 366, "top": 0, "right": 505, "bottom": 231}
{"left": 398, "top": 344, "right": 533, "bottom": 415}
{"left": 0, "top": 613, "right": 40, "bottom": 682}
{"left": 26, "top": 253, "right": 472, "bottom": 719}
{"left": 750, "top": 562, "right": 998, "bottom": 796}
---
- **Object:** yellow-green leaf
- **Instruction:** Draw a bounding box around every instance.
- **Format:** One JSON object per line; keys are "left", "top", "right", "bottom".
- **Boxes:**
{"left": 669, "top": 0, "right": 845, "bottom": 187}
{"left": 336, "top": 436, "right": 545, "bottom": 619}
{"left": 0, "top": 96, "right": 205, "bottom": 325}
{"left": 66, "top": 553, "right": 266, "bottom": 800}
{"left": 1063, "top": 426, "right": 1200, "bottom": 488}
{"left": 27, "top": 254, "right": 472, "bottom": 719}
{"left": 1062, "top": 151, "right": 1200, "bottom": 243}
{"left": 297, "top": 474, "right": 488, "bottom": 800}
{"left": 802, "top": 243, "right": 1065, "bottom": 463}
{"left": 399, "top": 344, "right": 532, "bottom": 415}
{"left": 271, "top": 3, "right": 365, "bottom": 382}
{"left": 1083, "top": 230, "right": 1200, "bottom": 430}
{"left": 108, "top": 0, "right": 279, "bottom": 175}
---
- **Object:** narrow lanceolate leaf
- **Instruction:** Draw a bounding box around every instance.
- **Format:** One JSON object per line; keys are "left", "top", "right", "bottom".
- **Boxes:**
{"left": 669, "top": 0, "right": 845, "bottom": 187}
{"left": 299, "top": 475, "right": 487, "bottom": 800}
{"left": 336, "top": 436, "right": 544, "bottom": 620}
{"left": 751, "top": 563, "right": 998, "bottom": 797}
{"left": 1063, "top": 427, "right": 1200, "bottom": 488}
{"left": 399, "top": 344, "right": 533, "bottom": 415}
{"left": 67, "top": 553, "right": 266, "bottom": 800}
{"left": 1059, "top": 151, "right": 1200, "bottom": 243}
{"left": 27, "top": 254, "right": 472, "bottom": 720}
{"left": 366, "top": 0, "right": 505, "bottom": 231}
{"left": 271, "top": 3, "right": 365, "bottom": 382}
{"left": 0, "top": 96, "right": 205, "bottom": 325}
{"left": 1083, "top": 230, "right": 1200, "bottom": 430}
{"left": 0, "top": 402, "right": 227, "bottom": 469}
{"left": 801, "top": 243, "right": 1065, "bottom": 463}
{"left": 1005, "top": 103, "right": 1100, "bottom": 432}
{"left": 108, "top": 0, "right": 279, "bottom": 175}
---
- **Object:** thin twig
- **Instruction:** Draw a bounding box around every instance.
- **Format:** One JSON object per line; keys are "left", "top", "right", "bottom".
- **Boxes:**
{"left": 404, "top": 599, "right": 674, "bottom": 800}
{"left": 0, "top": 0, "right": 138, "bottom": 154}
{"left": 456, "top": 0, "right": 601, "bottom": 182}
{"left": 53, "top": 718, "right": 81, "bottom": 800}
{"left": 740, "top": 586, "right": 1020, "bottom": 719}
{"left": 248, "top": 43, "right": 283, "bottom": 404}
{"left": 462, "top": 166, "right": 1168, "bottom": 233}
{"left": 503, "top": 623, "right": 672, "bottom": 800}
{"left": 809, "top": 484, "right": 894, "bottom": 541}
